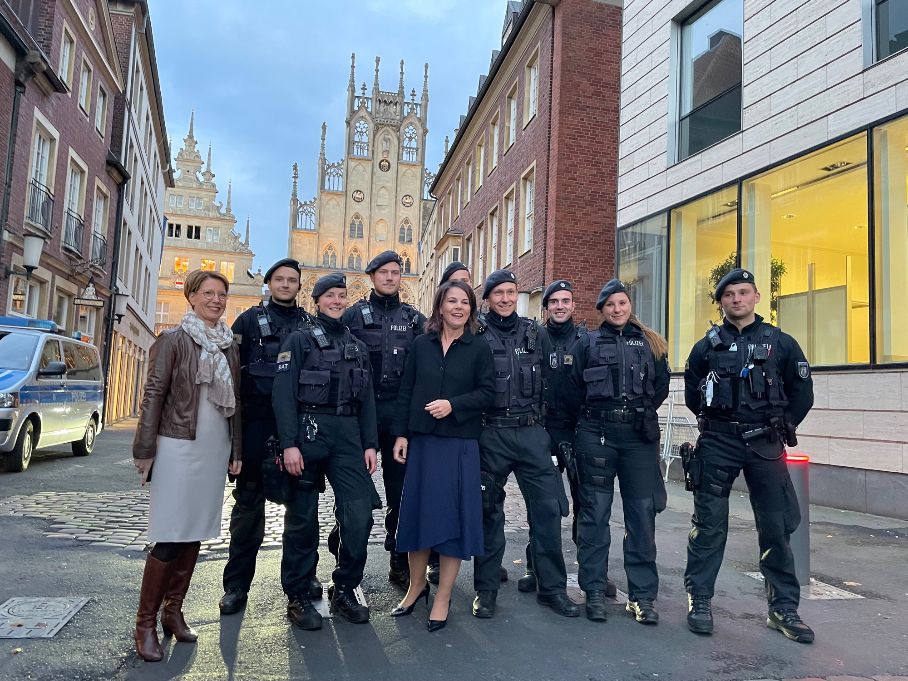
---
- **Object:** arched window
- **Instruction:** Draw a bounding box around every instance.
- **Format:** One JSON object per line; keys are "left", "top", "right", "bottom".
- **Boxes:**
{"left": 349, "top": 215, "right": 363, "bottom": 238}
{"left": 353, "top": 119, "right": 369, "bottom": 157}
{"left": 322, "top": 245, "right": 337, "bottom": 268}
{"left": 398, "top": 219, "right": 413, "bottom": 243}
{"left": 347, "top": 249, "right": 363, "bottom": 271}
{"left": 402, "top": 252, "right": 412, "bottom": 274}
{"left": 402, "top": 124, "right": 418, "bottom": 162}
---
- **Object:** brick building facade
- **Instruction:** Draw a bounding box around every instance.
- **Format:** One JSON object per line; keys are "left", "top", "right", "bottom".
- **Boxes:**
{"left": 424, "top": 0, "right": 622, "bottom": 323}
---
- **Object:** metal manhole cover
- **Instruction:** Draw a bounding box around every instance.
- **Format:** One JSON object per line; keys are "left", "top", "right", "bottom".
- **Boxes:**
{"left": 0, "top": 597, "right": 90, "bottom": 638}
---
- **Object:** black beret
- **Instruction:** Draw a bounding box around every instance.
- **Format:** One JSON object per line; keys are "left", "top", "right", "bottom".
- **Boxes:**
{"left": 312, "top": 272, "right": 346, "bottom": 300}
{"left": 714, "top": 268, "right": 755, "bottom": 302}
{"left": 482, "top": 269, "right": 517, "bottom": 299}
{"left": 542, "top": 279, "right": 573, "bottom": 308}
{"left": 365, "top": 250, "right": 403, "bottom": 274}
{"left": 596, "top": 278, "right": 628, "bottom": 310}
{"left": 440, "top": 261, "right": 469, "bottom": 284}
{"left": 264, "top": 258, "right": 301, "bottom": 283}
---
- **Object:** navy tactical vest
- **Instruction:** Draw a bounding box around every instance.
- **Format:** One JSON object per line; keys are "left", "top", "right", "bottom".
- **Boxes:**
{"left": 480, "top": 316, "right": 543, "bottom": 414}
{"left": 347, "top": 299, "right": 420, "bottom": 398}
{"left": 581, "top": 325, "right": 656, "bottom": 404}
{"left": 246, "top": 304, "right": 312, "bottom": 396}
{"left": 296, "top": 325, "right": 370, "bottom": 410}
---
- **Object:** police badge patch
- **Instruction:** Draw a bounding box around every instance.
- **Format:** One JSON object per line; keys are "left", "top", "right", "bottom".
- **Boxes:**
{"left": 549, "top": 352, "right": 558, "bottom": 369}
{"left": 233, "top": 334, "right": 243, "bottom": 344}
{"left": 564, "top": 354, "right": 573, "bottom": 365}
{"left": 276, "top": 351, "right": 291, "bottom": 373}
{"left": 797, "top": 361, "right": 810, "bottom": 380}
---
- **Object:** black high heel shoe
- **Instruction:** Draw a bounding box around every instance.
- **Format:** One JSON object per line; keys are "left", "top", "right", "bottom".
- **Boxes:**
{"left": 428, "top": 597, "right": 451, "bottom": 632}
{"left": 390, "top": 584, "right": 430, "bottom": 617}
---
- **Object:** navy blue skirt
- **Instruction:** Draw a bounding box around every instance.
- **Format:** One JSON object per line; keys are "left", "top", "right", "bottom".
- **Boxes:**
{"left": 395, "top": 433, "right": 484, "bottom": 560}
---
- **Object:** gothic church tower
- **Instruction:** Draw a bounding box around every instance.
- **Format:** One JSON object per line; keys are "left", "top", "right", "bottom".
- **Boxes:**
{"left": 288, "top": 55, "right": 431, "bottom": 305}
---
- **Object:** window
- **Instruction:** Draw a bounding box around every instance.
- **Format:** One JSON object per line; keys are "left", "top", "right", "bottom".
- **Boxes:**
{"left": 95, "top": 87, "right": 107, "bottom": 136}
{"left": 489, "top": 207, "right": 499, "bottom": 272}
{"left": 475, "top": 139, "right": 485, "bottom": 188}
{"left": 9, "top": 275, "right": 43, "bottom": 318}
{"left": 220, "top": 261, "right": 235, "bottom": 282}
{"left": 348, "top": 249, "right": 363, "bottom": 270}
{"left": 524, "top": 51, "right": 539, "bottom": 124}
{"left": 873, "top": 114, "right": 908, "bottom": 362}
{"left": 465, "top": 235, "right": 473, "bottom": 276}
{"left": 186, "top": 225, "right": 201, "bottom": 240}
{"left": 504, "top": 191, "right": 515, "bottom": 265}
{"left": 78, "top": 60, "right": 92, "bottom": 114}
{"left": 876, "top": 0, "right": 908, "bottom": 60}
{"left": 322, "top": 245, "right": 338, "bottom": 268}
{"left": 189, "top": 197, "right": 203, "bottom": 209}
{"left": 402, "top": 124, "right": 418, "bottom": 162}
{"left": 206, "top": 227, "right": 220, "bottom": 242}
{"left": 156, "top": 301, "right": 170, "bottom": 325}
{"left": 40, "top": 340, "right": 62, "bottom": 370}
{"left": 75, "top": 308, "right": 97, "bottom": 344}
{"left": 59, "top": 28, "right": 75, "bottom": 86}
{"left": 490, "top": 114, "right": 500, "bottom": 170}
{"left": 465, "top": 159, "right": 473, "bottom": 200}
{"left": 505, "top": 85, "right": 518, "bottom": 149}
{"left": 27, "top": 123, "right": 56, "bottom": 231}
{"left": 353, "top": 119, "right": 370, "bottom": 157}
{"left": 476, "top": 222, "right": 485, "bottom": 282}
{"left": 349, "top": 215, "right": 364, "bottom": 238}
{"left": 200, "top": 259, "right": 216, "bottom": 271}
{"left": 667, "top": 186, "right": 738, "bottom": 368}
{"left": 617, "top": 215, "right": 668, "bottom": 335}
{"left": 399, "top": 219, "right": 413, "bottom": 243}
{"left": 451, "top": 246, "right": 461, "bottom": 263}
{"left": 402, "top": 252, "right": 412, "bottom": 274}
{"left": 173, "top": 256, "right": 189, "bottom": 273}
{"left": 456, "top": 176, "right": 463, "bottom": 215}
{"left": 92, "top": 188, "right": 108, "bottom": 240}
{"left": 167, "top": 223, "right": 181, "bottom": 238}
{"left": 678, "top": 0, "right": 743, "bottom": 160}
{"left": 520, "top": 168, "right": 535, "bottom": 253}
{"left": 53, "top": 292, "right": 72, "bottom": 331}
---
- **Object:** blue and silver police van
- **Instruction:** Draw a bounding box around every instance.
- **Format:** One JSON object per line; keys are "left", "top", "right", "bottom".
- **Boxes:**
{"left": 0, "top": 316, "right": 103, "bottom": 472}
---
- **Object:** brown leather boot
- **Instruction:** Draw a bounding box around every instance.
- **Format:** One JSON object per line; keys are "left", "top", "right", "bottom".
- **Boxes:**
{"left": 134, "top": 553, "right": 169, "bottom": 662}
{"left": 161, "top": 543, "right": 200, "bottom": 642}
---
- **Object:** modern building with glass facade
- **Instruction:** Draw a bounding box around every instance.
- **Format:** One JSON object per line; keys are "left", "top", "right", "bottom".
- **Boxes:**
{"left": 617, "top": 0, "right": 908, "bottom": 517}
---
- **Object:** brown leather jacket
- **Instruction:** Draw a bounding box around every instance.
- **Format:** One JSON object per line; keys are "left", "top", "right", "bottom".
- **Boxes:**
{"left": 133, "top": 327, "right": 242, "bottom": 461}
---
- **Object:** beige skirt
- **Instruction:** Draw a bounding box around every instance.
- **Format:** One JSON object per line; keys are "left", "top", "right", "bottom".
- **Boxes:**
{"left": 147, "top": 385, "right": 230, "bottom": 542}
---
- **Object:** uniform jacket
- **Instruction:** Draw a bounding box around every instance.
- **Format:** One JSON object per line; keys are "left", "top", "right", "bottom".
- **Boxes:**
{"left": 133, "top": 328, "right": 242, "bottom": 461}
{"left": 392, "top": 329, "right": 496, "bottom": 440}
{"left": 478, "top": 311, "right": 548, "bottom": 415}
{"left": 540, "top": 318, "right": 585, "bottom": 426}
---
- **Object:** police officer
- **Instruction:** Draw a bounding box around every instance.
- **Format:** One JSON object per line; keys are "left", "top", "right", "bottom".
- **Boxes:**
{"left": 219, "top": 258, "right": 321, "bottom": 616}
{"left": 342, "top": 250, "right": 427, "bottom": 589}
{"left": 439, "top": 260, "right": 471, "bottom": 285}
{"left": 272, "top": 272, "right": 379, "bottom": 629}
{"left": 683, "top": 268, "right": 814, "bottom": 643}
{"left": 472, "top": 269, "right": 578, "bottom": 619}
{"left": 568, "top": 279, "right": 670, "bottom": 623}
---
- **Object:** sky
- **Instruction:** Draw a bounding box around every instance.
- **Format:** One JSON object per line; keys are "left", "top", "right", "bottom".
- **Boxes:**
{"left": 149, "top": 0, "right": 508, "bottom": 271}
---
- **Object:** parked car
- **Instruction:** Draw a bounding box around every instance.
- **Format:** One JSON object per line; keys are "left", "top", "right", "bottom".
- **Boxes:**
{"left": 0, "top": 316, "right": 104, "bottom": 472}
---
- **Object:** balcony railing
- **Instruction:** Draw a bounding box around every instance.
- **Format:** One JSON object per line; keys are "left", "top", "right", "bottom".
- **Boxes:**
{"left": 26, "top": 179, "right": 54, "bottom": 233}
{"left": 63, "top": 208, "right": 84, "bottom": 253}
{"left": 90, "top": 231, "right": 107, "bottom": 267}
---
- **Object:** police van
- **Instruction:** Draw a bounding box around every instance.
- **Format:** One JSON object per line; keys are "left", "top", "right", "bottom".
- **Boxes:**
{"left": 0, "top": 316, "right": 103, "bottom": 472}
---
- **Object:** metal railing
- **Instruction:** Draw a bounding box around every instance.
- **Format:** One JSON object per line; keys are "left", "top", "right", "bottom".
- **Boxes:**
{"left": 90, "top": 231, "right": 107, "bottom": 266}
{"left": 26, "top": 179, "right": 54, "bottom": 233}
{"left": 63, "top": 208, "right": 84, "bottom": 253}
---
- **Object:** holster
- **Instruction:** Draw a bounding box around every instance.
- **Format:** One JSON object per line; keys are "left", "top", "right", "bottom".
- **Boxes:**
{"left": 679, "top": 441, "right": 701, "bottom": 492}
{"left": 558, "top": 441, "right": 578, "bottom": 484}
{"left": 261, "top": 437, "right": 291, "bottom": 505}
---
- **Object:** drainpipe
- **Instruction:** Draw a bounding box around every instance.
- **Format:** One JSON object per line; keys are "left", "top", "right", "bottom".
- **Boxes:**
{"left": 0, "top": 60, "right": 29, "bottom": 275}
{"left": 102, "top": 154, "right": 130, "bottom": 423}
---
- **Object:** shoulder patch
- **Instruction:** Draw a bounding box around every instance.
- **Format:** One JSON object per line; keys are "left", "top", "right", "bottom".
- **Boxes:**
{"left": 797, "top": 361, "right": 810, "bottom": 380}
{"left": 564, "top": 354, "right": 573, "bottom": 365}
{"left": 277, "top": 351, "right": 291, "bottom": 363}
{"left": 233, "top": 334, "right": 242, "bottom": 344}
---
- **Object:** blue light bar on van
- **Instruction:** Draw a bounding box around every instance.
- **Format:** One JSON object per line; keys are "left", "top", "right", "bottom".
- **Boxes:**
{"left": 0, "top": 316, "right": 59, "bottom": 332}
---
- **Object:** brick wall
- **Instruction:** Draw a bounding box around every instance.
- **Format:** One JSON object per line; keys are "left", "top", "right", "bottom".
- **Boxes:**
{"left": 0, "top": 40, "right": 16, "bottom": 309}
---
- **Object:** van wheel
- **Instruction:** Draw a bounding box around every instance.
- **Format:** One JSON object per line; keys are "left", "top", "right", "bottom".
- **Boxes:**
{"left": 7, "top": 419, "right": 35, "bottom": 472}
{"left": 72, "top": 418, "right": 97, "bottom": 457}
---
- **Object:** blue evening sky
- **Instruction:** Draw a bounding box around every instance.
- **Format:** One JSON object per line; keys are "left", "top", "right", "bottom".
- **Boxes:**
{"left": 150, "top": 0, "right": 507, "bottom": 270}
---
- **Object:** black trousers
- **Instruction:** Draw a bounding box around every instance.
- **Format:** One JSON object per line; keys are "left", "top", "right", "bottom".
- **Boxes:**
{"left": 280, "top": 413, "right": 374, "bottom": 597}
{"left": 376, "top": 400, "right": 406, "bottom": 554}
{"left": 684, "top": 431, "right": 801, "bottom": 610}
{"left": 575, "top": 419, "right": 665, "bottom": 601}
{"left": 223, "top": 416, "right": 274, "bottom": 592}
{"left": 523, "top": 426, "right": 579, "bottom": 572}
{"left": 474, "top": 423, "right": 568, "bottom": 595}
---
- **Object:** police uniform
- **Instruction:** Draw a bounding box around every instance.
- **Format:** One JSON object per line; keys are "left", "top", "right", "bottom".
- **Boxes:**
{"left": 342, "top": 250, "right": 427, "bottom": 585}
{"left": 472, "top": 269, "right": 578, "bottom": 619}
{"left": 221, "top": 259, "right": 318, "bottom": 614}
{"left": 272, "top": 273, "right": 379, "bottom": 627}
{"left": 568, "top": 279, "right": 670, "bottom": 623}
{"left": 683, "top": 268, "right": 814, "bottom": 642}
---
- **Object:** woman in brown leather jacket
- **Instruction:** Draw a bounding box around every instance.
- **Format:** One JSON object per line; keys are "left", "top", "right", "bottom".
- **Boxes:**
{"left": 131, "top": 269, "right": 242, "bottom": 662}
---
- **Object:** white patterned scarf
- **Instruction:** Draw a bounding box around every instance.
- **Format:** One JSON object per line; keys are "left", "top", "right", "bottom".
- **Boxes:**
{"left": 179, "top": 311, "right": 236, "bottom": 417}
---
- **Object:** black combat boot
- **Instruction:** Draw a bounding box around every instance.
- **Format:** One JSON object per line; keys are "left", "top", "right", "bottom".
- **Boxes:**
{"left": 537, "top": 593, "right": 580, "bottom": 617}
{"left": 330, "top": 585, "right": 370, "bottom": 623}
{"left": 499, "top": 565, "right": 509, "bottom": 582}
{"left": 388, "top": 552, "right": 410, "bottom": 590}
{"left": 585, "top": 591, "right": 607, "bottom": 622}
{"left": 626, "top": 599, "right": 659, "bottom": 625}
{"left": 605, "top": 580, "right": 618, "bottom": 598}
{"left": 308, "top": 576, "right": 324, "bottom": 600}
{"left": 472, "top": 590, "right": 497, "bottom": 618}
{"left": 687, "top": 595, "right": 713, "bottom": 634}
{"left": 517, "top": 568, "right": 537, "bottom": 593}
{"left": 287, "top": 594, "right": 322, "bottom": 631}
{"left": 219, "top": 587, "right": 248, "bottom": 616}
{"left": 767, "top": 609, "right": 814, "bottom": 643}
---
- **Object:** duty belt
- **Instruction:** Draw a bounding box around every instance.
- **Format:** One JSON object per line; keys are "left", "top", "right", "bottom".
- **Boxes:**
{"left": 545, "top": 415, "right": 574, "bottom": 430}
{"left": 582, "top": 407, "right": 635, "bottom": 423}
{"left": 482, "top": 413, "right": 540, "bottom": 428}
{"left": 698, "top": 419, "right": 766, "bottom": 435}
{"left": 302, "top": 405, "right": 361, "bottom": 417}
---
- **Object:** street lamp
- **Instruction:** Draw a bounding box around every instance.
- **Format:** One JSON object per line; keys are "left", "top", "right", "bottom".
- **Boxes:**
{"left": 3, "top": 233, "right": 46, "bottom": 280}
{"left": 113, "top": 290, "right": 129, "bottom": 324}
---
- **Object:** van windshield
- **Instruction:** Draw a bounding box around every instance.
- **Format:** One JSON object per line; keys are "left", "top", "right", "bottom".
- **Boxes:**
{"left": 0, "top": 332, "right": 38, "bottom": 370}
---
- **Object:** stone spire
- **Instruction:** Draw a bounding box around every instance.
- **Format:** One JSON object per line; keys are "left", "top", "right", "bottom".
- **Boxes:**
{"left": 444, "top": 135, "right": 449, "bottom": 156}
{"left": 349, "top": 53, "right": 356, "bottom": 89}
{"left": 398, "top": 59, "right": 405, "bottom": 99}
{"left": 289, "top": 163, "right": 299, "bottom": 229}
{"left": 175, "top": 109, "right": 202, "bottom": 180}
{"left": 201, "top": 142, "right": 215, "bottom": 185}
{"left": 244, "top": 216, "right": 250, "bottom": 246}
{"left": 188, "top": 109, "right": 195, "bottom": 141}
{"left": 291, "top": 162, "right": 299, "bottom": 201}
{"left": 372, "top": 56, "right": 380, "bottom": 99}
{"left": 225, "top": 179, "right": 233, "bottom": 214}
{"left": 421, "top": 63, "right": 429, "bottom": 124}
